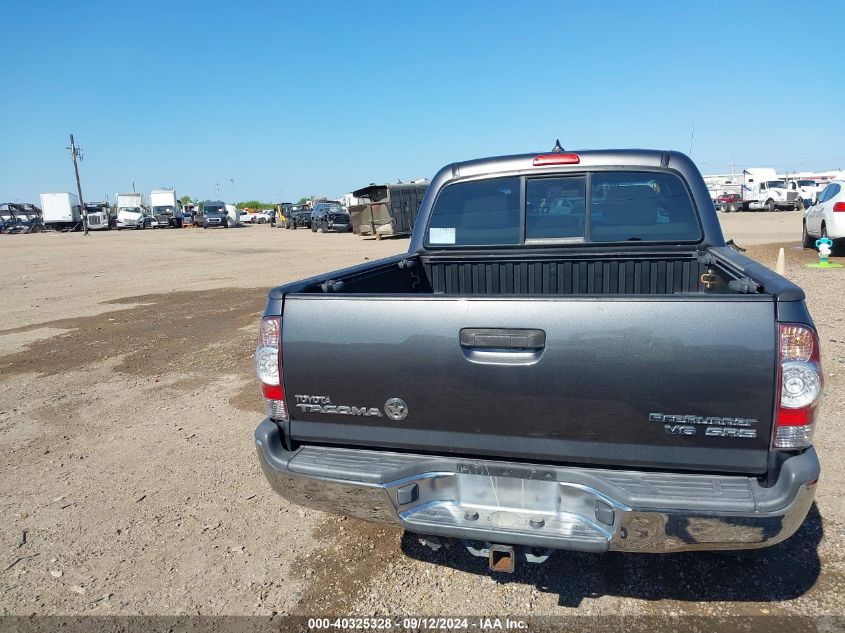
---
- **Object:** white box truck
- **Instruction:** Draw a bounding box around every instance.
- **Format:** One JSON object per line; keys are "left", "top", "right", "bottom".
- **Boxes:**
{"left": 40, "top": 192, "right": 81, "bottom": 231}
{"left": 115, "top": 192, "right": 151, "bottom": 230}
{"left": 149, "top": 189, "right": 183, "bottom": 228}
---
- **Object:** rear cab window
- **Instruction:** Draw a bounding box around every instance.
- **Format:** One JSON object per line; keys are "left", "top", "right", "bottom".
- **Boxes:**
{"left": 427, "top": 177, "right": 520, "bottom": 246}
{"left": 425, "top": 171, "right": 702, "bottom": 247}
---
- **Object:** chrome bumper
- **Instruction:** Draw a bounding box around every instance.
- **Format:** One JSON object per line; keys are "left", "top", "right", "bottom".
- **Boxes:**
{"left": 255, "top": 420, "right": 818, "bottom": 553}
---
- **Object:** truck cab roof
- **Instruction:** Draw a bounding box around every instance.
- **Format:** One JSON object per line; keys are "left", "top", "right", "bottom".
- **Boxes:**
{"left": 409, "top": 148, "right": 725, "bottom": 252}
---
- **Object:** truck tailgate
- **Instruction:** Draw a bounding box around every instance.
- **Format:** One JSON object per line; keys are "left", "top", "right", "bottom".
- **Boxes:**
{"left": 282, "top": 296, "right": 777, "bottom": 474}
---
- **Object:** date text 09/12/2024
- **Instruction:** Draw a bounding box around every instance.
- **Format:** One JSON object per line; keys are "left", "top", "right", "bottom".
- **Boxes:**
{"left": 307, "top": 617, "right": 528, "bottom": 630}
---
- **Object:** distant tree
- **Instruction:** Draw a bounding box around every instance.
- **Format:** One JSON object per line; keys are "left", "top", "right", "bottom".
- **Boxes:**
{"left": 179, "top": 195, "right": 193, "bottom": 206}
{"left": 297, "top": 197, "right": 308, "bottom": 205}
{"left": 237, "top": 200, "right": 276, "bottom": 209}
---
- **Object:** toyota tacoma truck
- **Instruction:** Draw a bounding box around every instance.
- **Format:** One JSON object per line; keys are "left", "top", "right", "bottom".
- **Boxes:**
{"left": 254, "top": 148, "right": 822, "bottom": 572}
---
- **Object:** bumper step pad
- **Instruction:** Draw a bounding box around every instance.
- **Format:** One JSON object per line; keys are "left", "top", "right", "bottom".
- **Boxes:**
{"left": 401, "top": 502, "right": 612, "bottom": 552}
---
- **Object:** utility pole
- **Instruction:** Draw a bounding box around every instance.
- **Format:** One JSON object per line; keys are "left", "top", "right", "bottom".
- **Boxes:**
{"left": 68, "top": 134, "right": 87, "bottom": 235}
{"left": 230, "top": 178, "right": 235, "bottom": 201}
{"left": 216, "top": 180, "right": 220, "bottom": 198}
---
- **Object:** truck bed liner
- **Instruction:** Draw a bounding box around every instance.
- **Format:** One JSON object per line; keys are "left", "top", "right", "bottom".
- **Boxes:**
{"left": 423, "top": 255, "right": 730, "bottom": 296}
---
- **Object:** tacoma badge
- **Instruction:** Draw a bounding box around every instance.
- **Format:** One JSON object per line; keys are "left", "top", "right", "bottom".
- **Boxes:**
{"left": 294, "top": 394, "right": 382, "bottom": 417}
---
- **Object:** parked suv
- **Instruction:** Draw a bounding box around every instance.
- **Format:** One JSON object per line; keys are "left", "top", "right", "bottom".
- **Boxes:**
{"left": 803, "top": 180, "right": 845, "bottom": 251}
{"left": 310, "top": 203, "right": 351, "bottom": 233}
{"left": 284, "top": 204, "right": 311, "bottom": 230}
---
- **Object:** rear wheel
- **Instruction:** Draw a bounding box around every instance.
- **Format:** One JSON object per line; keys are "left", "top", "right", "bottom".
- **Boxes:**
{"left": 311, "top": 223, "right": 317, "bottom": 232}
{"left": 802, "top": 222, "right": 814, "bottom": 248}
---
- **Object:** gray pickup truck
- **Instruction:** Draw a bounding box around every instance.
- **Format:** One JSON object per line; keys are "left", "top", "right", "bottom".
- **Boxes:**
{"left": 254, "top": 148, "right": 822, "bottom": 572}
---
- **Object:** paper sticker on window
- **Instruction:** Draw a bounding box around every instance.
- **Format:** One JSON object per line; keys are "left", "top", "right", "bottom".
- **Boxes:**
{"left": 429, "top": 227, "right": 456, "bottom": 244}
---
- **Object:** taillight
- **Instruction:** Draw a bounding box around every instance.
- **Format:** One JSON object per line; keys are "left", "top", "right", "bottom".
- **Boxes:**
{"left": 774, "top": 323, "right": 822, "bottom": 449}
{"left": 532, "top": 153, "right": 580, "bottom": 166}
{"left": 256, "top": 316, "right": 287, "bottom": 420}
{"left": 833, "top": 202, "right": 845, "bottom": 212}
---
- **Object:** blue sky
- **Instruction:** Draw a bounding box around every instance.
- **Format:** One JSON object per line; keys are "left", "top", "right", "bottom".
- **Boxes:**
{"left": 2, "top": 1, "right": 844, "bottom": 204}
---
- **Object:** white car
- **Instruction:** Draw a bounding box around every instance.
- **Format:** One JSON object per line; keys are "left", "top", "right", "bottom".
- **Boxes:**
{"left": 240, "top": 210, "right": 271, "bottom": 224}
{"left": 116, "top": 207, "right": 153, "bottom": 230}
{"left": 803, "top": 180, "right": 845, "bottom": 248}
{"left": 239, "top": 211, "right": 254, "bottom": 223}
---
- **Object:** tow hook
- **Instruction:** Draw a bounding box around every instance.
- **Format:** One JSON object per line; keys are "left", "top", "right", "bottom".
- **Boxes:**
{"left": 488, "top": 544, "right": 516, "bottom": 573}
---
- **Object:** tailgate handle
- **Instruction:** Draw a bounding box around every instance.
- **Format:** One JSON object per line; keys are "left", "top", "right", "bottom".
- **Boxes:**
{"left": 460, "top": 328, "right": 546, "bottom": 350}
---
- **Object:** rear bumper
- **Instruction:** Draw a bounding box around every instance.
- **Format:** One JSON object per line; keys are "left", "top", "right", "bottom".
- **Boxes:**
{"left": 255, "top": 419, "right": 819, "bottom": 553}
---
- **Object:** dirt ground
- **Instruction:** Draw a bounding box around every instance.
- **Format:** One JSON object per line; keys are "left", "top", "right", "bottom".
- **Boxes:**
{"left": 1, "top": 213, "right": 844, "bottom": 618}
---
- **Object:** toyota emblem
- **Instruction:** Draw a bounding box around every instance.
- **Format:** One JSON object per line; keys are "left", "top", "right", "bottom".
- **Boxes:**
{"left": 384, "top": 398, "right": 408, "bottom": 421}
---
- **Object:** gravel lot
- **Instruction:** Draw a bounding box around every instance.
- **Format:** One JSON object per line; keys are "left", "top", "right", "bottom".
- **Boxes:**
{"left": 1, "top": 213, "right": 843, "bottom": 619}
